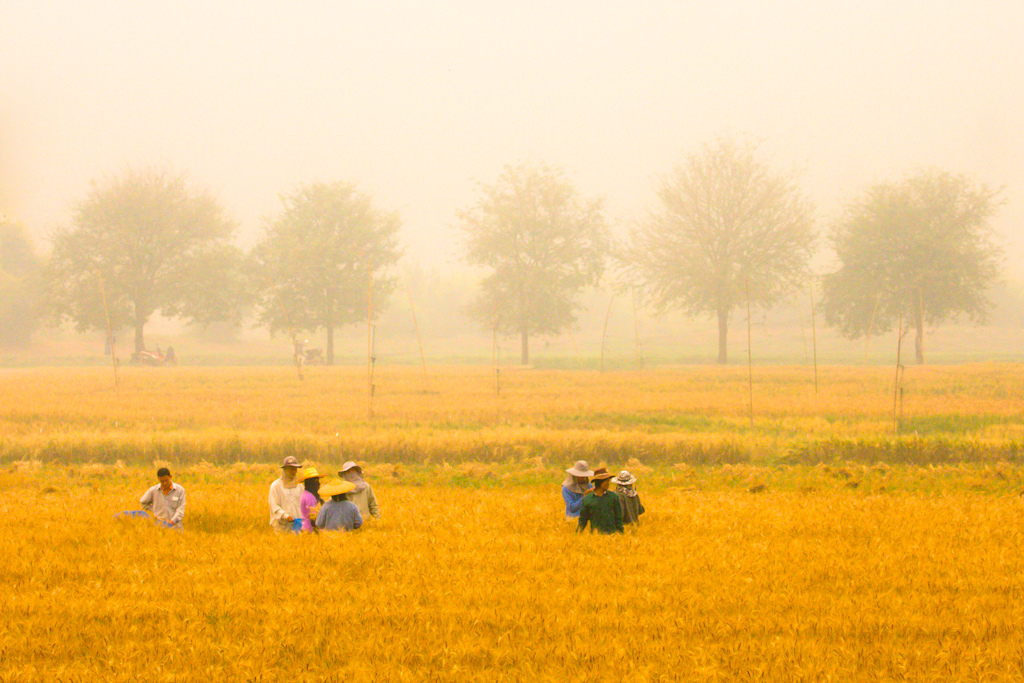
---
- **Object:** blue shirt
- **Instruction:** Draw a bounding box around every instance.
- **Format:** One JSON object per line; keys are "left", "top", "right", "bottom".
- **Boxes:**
{"left": 562, "top": 486, "right": 586, "bottom": 518}
{"left": 315, "top": 499, "right": 363, "bottom": 531}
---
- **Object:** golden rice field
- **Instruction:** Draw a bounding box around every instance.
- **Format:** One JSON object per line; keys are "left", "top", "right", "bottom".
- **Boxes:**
{"left": 2, "top": 363, "right": 1024, "bottom": 465}
{"left": 2, "top": 464, "right": 1024, "bottom": 682}
{"left": 4, "top": 366, "right": 1024, "bottom": 680}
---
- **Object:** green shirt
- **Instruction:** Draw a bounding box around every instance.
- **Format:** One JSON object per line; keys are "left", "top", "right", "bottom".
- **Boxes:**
{"left": 577, "top": 490, "right": 624, "bottom": 534}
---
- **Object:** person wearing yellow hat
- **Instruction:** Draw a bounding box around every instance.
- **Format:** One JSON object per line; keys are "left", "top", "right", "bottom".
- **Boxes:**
{"left": 315, "top": 480, "right": 363, "bottom": 531}
{"left": 297, "top": 466, "right": 323, "bottom": 533}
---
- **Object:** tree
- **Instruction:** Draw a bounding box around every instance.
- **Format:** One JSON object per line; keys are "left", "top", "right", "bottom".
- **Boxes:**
{"left": 460, "top": 163, "right": 608, "bottom": 365}
{"left": 0, "top": 217, "right": 43, "bottom": 348}
{"left": 821, "top": 170, "right": 1001, "bottom": 364}
{"left": 44, "top": 168, "right": 242, "bottom": 354}
{"left": 251, "top": 182, "right": 401, "bottom": 365}
{"left": 625, "top": 138, "right": 815, "bottom": 363}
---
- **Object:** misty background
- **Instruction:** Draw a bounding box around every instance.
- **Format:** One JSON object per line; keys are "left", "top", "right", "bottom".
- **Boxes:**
{"left": 2, "top": 1, "right": 1022, "bottom": 365}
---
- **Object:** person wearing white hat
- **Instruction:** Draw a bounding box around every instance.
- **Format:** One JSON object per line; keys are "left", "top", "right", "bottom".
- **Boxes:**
{"left": 268, "top": 456, "right": 304, "bottom": 532}
{"left": 338, "top": 461, "right": 380, "bottom": 520}
{"left": 561, "top": 460, "right": 594, "bottom": 521}
{"left": 613, "top": 470, "right": 645, "bottom": 526}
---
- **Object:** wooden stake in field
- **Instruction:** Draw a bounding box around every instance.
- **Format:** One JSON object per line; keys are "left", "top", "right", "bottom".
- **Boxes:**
{"left": 404, "top": 277, "right": 429, "bottom": 386}
{"left": 632, "top": 286, "right": 642, "bottom": 372}
{"left": 97, "top": 272, "right": 119, "bottom": 389}
{"left": 600, "top": 296, "right": 614, "bottom": 374}
{"left": 809, "top": 281, "right": 818, "bottom": 396}
{"left": 893, "top": 312, "right": 904, "bottom": 438}
{"left": 746, "top": 278, "right": 754, "bottom": 428}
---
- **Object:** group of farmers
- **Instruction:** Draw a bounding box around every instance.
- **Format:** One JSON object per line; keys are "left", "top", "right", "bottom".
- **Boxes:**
{"left": 561, "top": 460, "right": 645, "bottom": 534}
{"left": 137, "top": 457, "right": 643, "bottom": 534}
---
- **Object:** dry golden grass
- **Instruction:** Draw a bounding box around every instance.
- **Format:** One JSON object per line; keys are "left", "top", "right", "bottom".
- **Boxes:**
{"left": 2, "top": 467, "right": 1024, "bottom": 681}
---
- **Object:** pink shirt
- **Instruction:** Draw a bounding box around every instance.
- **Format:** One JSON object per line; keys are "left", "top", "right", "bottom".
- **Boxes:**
{"left": 300, "top": 491, "right": 319, "bottom": 532}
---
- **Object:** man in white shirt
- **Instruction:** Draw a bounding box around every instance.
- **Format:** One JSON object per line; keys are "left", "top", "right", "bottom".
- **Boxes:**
{"left": 140, "top": 467, "right": 186, "bottom": 529}
{"left": 268, "top": 456, "right": 304, "bottom": 532}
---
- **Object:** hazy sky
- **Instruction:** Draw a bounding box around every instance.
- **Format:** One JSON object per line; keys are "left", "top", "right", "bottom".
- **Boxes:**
{"left": 2, "top": 1, "right": 1022, "bottom": 276}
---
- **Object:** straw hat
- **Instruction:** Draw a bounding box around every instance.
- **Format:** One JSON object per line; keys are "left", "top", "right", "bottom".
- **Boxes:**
{"left": 319, "top": 480, "right": 357, "bottom": 497}
{"left": 591, "top": 467, "right": 614, "bottom": 481}
{"left": 338, "top": 461, "right": 362, "bottom": 474}
{"left": 565, "top": 461, "right": 593, "bottom": 478}
{"left": 614, "top": 470, "right": 637, "bottom": 486}
{"left": 298, "top": 466, "right": 321, "bottom": 482}
{"left": 280, "top": 456, "right": 302, "bottom": 469}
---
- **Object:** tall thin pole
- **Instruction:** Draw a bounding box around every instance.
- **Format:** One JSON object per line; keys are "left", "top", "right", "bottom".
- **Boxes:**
{"left": 746, "top": 278, "right": 753, "bottom": 428}
{"left": 404, "top": 278, "right": 428, "bottom": 382}
{"left": 631, "top": 286, "right": 642, "bottom": 371}
{"left": 809, "top": 281, "right": 818, "bottom": 396}
{"left": 367, "top": 258, "right": 374, "bottom": 420}
{"left": 600, "top": 296, "right": 614, "bottom": 374}
{"left": 97, "top": 272, "right": 119, "bottom": 389}
{"left": 893, "top": 312, "right": 904, "bottom": 438}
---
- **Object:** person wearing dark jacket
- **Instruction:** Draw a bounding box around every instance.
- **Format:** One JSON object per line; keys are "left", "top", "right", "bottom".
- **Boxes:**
{"left": 577, "top": 468, "right": 624, "bottom": 534}
{"left": 613, "top": 470, "right": 645, "bottom": 526}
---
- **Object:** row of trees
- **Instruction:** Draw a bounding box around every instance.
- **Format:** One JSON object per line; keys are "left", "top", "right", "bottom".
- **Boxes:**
{"left": 4, "top": 138, "right": 1004, "bottom": 365}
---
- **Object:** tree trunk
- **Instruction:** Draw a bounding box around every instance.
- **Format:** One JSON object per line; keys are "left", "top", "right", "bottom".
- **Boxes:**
{"left": 134, "top": 321, "right": 145, "bottom": 355}
{"left": 326, "top": 326, "right": 335, "bottom": 366}
{"left": 914, "top": 307, "right": 925, "bottom": 365}
{"left": 521, "top": 329, "right": 529, "bottom": 366}
{"left": 717, "top": 307, "right": 728, "bottom": 364}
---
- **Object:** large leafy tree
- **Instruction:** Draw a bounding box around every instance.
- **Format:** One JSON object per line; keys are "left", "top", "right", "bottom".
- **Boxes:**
{"left": 626, "top": 138, "right": 815, "bottom": 363}
{"left": 460, "top": 163, "right": 608, "bottom": 365}
{"left": 821, "top": 170, "right": 1001, "bottom": 364}
{"left": 0, "top": 217, "right": 44, "bottom": 348}
{"left": 44, "top": 168, "right": 243, "bottom": 354}
{"left": 251, "top": 182, "right": 401, "bottom": 365}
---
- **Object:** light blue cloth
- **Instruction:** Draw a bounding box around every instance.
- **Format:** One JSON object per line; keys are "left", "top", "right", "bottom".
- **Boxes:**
{"left": 562, "top": 486, "right": 586, "bottom": 518}
{"left": 315, "top": 499, "right": 363, "bottom": 531}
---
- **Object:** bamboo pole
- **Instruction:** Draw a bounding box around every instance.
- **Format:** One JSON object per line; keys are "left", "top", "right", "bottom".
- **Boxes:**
{"left": 809, "top": 281, "right": 818, "bottom": 396}
{"left": 97, "top": 272, "right": 119, "bottom": 389}
{"left": 600, "top": 296, "right": 614, "bottom": 374}
{"left": 893, "top": 312, "right": 904, "bottom": 438}
{"left": 746, "top": 278, "right": 753, "bottom": 428}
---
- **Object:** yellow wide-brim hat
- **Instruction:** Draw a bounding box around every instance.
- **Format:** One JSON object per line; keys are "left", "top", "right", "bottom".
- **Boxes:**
{"left": 298, "top": 466, "right": 321, "bottom": 482}
{"left": 319, "top": 480, "right": 357, "bottom": 497}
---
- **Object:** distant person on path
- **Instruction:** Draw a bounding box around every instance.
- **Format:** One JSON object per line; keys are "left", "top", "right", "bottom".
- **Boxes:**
{"left": 268, "top": 456, "right": 304, "bottom": 532}
{"left": 315, "top": 480, "right": 363, "bottom": 531}
{"left": 139, "top": 467, "right": 186, "bottom": 529}
{"left": 339, "top": 461, "right": 380, "bottom": 520}
{"left": 613, "top": 470, "right": 645, "bottom": 526}
{"left": 561, "top": 460, "right": 593, "bottom": 521}
{"left": 577, "top": 467, "right": 624, "bottom": 534}
{"left": 298, "top": 466, "right": 324, "bottom": 533}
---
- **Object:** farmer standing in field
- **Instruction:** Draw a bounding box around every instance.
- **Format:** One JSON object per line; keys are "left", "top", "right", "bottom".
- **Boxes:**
{"left": 339, "top": 461, "right": 381, "bottom": 520}
{"left": 613, "top": 470, "right": 645, "bottom": 526}
{"left": 297, "top": 466, "right": 324, "bottom": 532}
{"left": 315, "top": 480, "right": 363, "bottom": 531}
{"left": 139, "top": 467, "right": 186, "bottom": 529}
{"left": 268, "top": 456, "right": 304, "bottom": 532}
{"left": 577, "top": 467, "right": 624, "bottom": 534}
{"left": 561, "top": 460, "right": 593, "bottom": 522}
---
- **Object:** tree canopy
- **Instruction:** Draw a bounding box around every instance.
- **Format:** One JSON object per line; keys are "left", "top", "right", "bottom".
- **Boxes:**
{"left": 460, "top": 163, "right": 608, "bottom": 364}
{"left": 821, "top": 170, "right": 1002, "bottom": 364}
{"left": 625, "top": 138, "right": 815, "bottom": 363}
{"left": 44, "top": 168, "right": 242, "bottom": 354}
{"left": 0, "top": 218, "right": 43, "bottom": 348}
{"left": 250, "top": 181, "right": 401, "bottom": 365}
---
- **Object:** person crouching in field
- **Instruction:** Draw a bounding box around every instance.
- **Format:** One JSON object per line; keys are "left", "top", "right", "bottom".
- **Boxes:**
{"left": 298, "top": 466, "right": 324, "bottom": 533}
{"left": 315, "top": 480, "right": 363, "bottom": 531}
{"left": 339, "top": 461, "right": 381, "bottom": 520}
{"left": 613, "top": 470, "right": 645, "bottom": 526}
{"left": 140, "top": 467, "right": 186, "bottom": 529}
{"left": 562, "top": 460, "right": 594, "bottom": 522}
{"left": 268, "top": 456, "right": 304, "bottom": 532}
{"left": 577, "top": 467, "right": 623, "bottom": 534}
